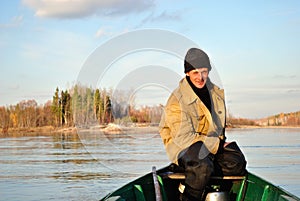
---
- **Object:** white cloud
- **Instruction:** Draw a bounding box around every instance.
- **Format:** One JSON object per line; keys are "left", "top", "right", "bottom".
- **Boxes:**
{"left": 134, "top": 10, "right": 182, "bottom": 28}
{"left": 0, "top": 15, "right": 23, "bottom": 28}
{"left": 95, "top": 28, "right": 106, "bottom": 38}
{"left": 143, "top": 10, "right": 181, "bottom": 23}
{"left": 22, "top": 0, "right": 154, "bottom": 19}
{"left": 95, "top": 27, "right": 113, "bottom": 38}
{"left": 94, "top": 27, "right": 130, "bottom": 38}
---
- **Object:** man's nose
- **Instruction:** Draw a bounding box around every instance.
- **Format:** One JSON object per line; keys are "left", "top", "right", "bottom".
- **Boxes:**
{"left": 196, "top": 72, "right": 203, "bottom": 78}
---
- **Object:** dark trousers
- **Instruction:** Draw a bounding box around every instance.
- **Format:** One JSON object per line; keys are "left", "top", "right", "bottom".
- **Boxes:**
{"left": 177, "top": 141, "right": 246, "bottom": 201}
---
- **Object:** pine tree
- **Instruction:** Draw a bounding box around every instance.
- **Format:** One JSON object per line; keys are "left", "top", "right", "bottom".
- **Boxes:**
{"left": 65, "top": 90, "right": 72, "bottom": 126}
{"left": 94, "top": 89, "right": 101, "bottom": 124}
{"left": 52, "top": 87, "right": 61, "bottom": 127}
{"left": 104, "top": 95, "right": 113, "bottom": 123}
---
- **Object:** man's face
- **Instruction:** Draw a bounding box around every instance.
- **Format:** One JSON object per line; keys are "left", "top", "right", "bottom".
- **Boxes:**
{"left": 186, "top": 68, "right": 209, "bottom": 89}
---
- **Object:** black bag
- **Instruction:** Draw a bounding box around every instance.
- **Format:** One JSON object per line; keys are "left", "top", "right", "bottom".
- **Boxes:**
{"left": 215, "top": 141, "right": 247, "bottom": 176}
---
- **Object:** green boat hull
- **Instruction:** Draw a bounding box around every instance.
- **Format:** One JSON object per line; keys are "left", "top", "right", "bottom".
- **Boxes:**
{"left": 100, "top": 166, "right": 300, "bottom": 201}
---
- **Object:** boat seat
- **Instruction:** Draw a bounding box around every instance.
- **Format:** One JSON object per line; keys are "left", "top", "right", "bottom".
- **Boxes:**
{"left": 160, "top": 172, "right": 246, "bottom": 180}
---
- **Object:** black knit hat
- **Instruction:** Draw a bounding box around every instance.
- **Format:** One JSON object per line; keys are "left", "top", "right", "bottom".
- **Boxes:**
{"left": 184, "top": 48, "right": 212, "bottom": 73}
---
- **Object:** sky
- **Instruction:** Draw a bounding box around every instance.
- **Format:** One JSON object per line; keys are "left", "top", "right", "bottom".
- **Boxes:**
{"left": 1, "top": 0, "right": 300, "bottom": 119}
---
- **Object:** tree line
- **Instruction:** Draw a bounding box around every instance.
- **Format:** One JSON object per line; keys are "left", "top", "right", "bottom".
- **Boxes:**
{"left": 0, "top": 85, "right": 163, "bottom": 133}
{"left": 256, "top": 111, "right": 300, "bottom": 126}
{"left": 226, "top": 111, "right": 300, "bottom": 127}
{"left": 2, "top": 85, "right": 299, "bottom": 134}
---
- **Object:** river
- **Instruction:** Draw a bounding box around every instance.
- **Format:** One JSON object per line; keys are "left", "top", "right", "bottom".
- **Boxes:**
{"left": 0, "top": 127, "right": 299, "bottom": 201}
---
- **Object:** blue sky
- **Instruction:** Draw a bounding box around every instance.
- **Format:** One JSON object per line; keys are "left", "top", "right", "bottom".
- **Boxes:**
{"left": 1, "top": 0, "right": 300, "bottom": 119}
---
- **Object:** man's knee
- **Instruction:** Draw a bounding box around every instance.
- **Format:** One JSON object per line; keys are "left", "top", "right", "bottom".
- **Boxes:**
{"left": 185, "top": 155, "right": 214, "bottom": 190}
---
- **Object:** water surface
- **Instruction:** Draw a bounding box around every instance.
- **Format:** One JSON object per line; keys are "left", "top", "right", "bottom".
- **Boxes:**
{"left": 0, "top": 128, "right": 299, "bottom": 200}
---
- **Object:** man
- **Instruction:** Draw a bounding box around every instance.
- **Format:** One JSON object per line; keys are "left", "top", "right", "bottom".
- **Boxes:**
{"left": 159, "top": 48, "right": 246, "bottom": 201}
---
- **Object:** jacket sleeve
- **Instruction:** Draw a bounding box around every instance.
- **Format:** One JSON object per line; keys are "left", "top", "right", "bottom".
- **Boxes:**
{"left": 162, "top": 94, "right": 199, "bottom": 149}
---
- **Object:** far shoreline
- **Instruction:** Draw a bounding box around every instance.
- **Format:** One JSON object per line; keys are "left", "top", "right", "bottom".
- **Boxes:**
{"left": 1, "top": 124, "right": 300, "bottom": 137}
{"left": 226, "top": 125, "right": 300, "bottom": 129}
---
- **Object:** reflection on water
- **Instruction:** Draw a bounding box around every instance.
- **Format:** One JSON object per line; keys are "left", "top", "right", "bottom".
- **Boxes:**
{"left": 0, "top": 128, "right": 299, "bottom": 201}
{"left": 51, "top": 171, "right": 111, "bottom": 180}
{"left": 52, "top": 133, "right": 84, "bottom": 149}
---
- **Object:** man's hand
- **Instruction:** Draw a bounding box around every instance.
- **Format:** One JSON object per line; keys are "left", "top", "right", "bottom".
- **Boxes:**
{"left": 223, "top": 142, "right": 231, "bottom": 147}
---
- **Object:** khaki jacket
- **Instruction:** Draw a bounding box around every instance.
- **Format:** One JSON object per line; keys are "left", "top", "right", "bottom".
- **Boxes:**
{"left": 159, "top": 77, "right": 226, "bottom": 163}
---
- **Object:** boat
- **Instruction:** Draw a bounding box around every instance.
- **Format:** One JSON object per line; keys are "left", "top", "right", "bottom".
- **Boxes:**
{"left": 100, "top": 165, "right": 300, "bottom": 201}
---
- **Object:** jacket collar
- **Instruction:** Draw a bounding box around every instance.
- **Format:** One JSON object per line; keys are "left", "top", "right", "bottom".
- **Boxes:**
{"left": 179, "top": 77, "right": 198, "bottom": 105}
{"left": 179, "top": 77, "right": 223, "bottom": 104}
